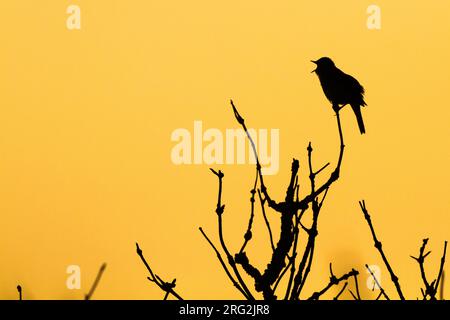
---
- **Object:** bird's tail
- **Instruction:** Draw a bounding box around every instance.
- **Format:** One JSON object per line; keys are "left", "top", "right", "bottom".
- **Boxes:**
{"left": 351, "top": 104, "right": 366, "bottom": 134}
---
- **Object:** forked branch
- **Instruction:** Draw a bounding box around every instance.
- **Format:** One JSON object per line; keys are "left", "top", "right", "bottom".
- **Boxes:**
{"left": 308, "top": 263, "right": 358, "bottom": 300}
{"left": 136, "top": 243, "right": 183, "bottom": 300}
{"left": 411, "top": 239, "right": 448, "bottom": 300}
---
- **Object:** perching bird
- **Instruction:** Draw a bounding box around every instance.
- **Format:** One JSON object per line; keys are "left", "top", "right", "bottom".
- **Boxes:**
{"left": 311, "top": 57, "right": 367, "bottom": 134}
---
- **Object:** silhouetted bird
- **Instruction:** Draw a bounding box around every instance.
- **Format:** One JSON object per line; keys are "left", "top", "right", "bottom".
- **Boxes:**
{"left": 311, "top": 57, "right": 367, "bottom": 134}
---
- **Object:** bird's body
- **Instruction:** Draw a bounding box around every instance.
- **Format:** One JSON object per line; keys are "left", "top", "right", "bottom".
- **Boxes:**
{"left": 312, "top": 57, "right": 367, "bottom": 134}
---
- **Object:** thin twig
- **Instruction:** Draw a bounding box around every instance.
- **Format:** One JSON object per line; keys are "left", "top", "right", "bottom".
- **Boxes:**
{"left": 136, "top": 242, "right": 183, "bottom": 300}
{"left": 17, "top": 285, "right": 22, "bottom": 301}
{"left": 334, "top": 282, "right": 348, "bottom": 300}
{"left": 199, "top": 227, "right": 249, "bottom": 299}
{"left": 252, "top": 159, "right": 299, "bottom": 299}
{"left": 163, "top": 279, "right": 176, "bottom": 300}
{"left": 296, "top": 143, "right": 322, "bottom": 297}
{"left": 360, "top": 200, "right": 405, "bottom": 300}
{"left": 353, "top": 272, "right": 361, "bottom": 300}
{"left": 290, "top": 147, "right": 318, "bottom": 299}
{"left": 297, "top": 237, "right": 316, "bottom": 297}
{"left": 85, "top": 263, "right": 107, "bottom": 300}
{"left": 239, "top": 169, "right": 259, "bottom": 254}
{"left": 283, "top": 209, "right": 305, "bottom": 300}
{"left": 375, "top": 291, "right": 383, "bottom": 300}
{"left": 411, "top": 238, "right": 432, "bottom": 299}
{"left": 435, "top": 241, "right": 447, "bottom": 298}
{"left": 230, "top": 100, "right": 275, "bottom": 209}
{"left": 365, "top": 264, "right": 390, "bottom": 300}
{"left": 318, "top": 187, "right": 330, "bottom": 210}
{"left": 210, "top": 168, "right": 255, "bottom": 300}
{"left": 292, "top": 107, "right": 345, "bottom": 212}
{"left": 411, "top": 239, "right": 447, "bottom": 300}
{"left": 349, "top": 289, "right": 358, "bottom": 300}
{"left": 258, "top": 190, "right": 275, "bottom": 252}
{"left": 273, "top": 254, "right": 295, "bottom": 294}
{"left": 229, "top": 101, "right": 301, "bottom": 300}
{"left": 229, "top": 100, "right": 303, "bottom": 299}
{"left": 236, "top": 159, "right": 300, "bottom": 300}
{"left": 307, "top": 264, "right": 358, "bottom": 300}
{"left": 291, "top": 108, "right": 345, "bottom": 300}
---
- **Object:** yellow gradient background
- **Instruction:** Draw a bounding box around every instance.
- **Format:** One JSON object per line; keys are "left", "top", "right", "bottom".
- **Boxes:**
{"left": 0, "top": 1, "right": 449, "bottom": 299}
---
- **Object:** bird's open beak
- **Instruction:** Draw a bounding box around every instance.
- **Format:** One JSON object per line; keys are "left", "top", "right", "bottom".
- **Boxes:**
{"left": 311, "top": 60, "right": 317, "bottom": 73}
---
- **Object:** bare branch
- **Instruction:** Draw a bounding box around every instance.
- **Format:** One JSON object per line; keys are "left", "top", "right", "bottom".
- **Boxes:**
{"left": 17, "top": 285, "right": 22, "bottom": 301}
{"left": 136, "top": 242, "right": 183, "bottom": 300}
{"left": 199, "top": 227, "right": 249, "bottom": 299}
{"left": 209, "top": 168, "right": 255, "bottom": 300}
{"left": 411, "top": 238, "right": 432, "bottom": 299}
{"left": 411, "top": 239, "right": 447, "bottom": 300}
{"left": 291, "top": 108, "right": 345, "bottom": 300}
{"left": 360, "top": 200, "right": 405, "bottom": 300}
{"left": 283, "top": 209, "right": 305, "bottom": 300}
{"left": 258, "top": 189, "right": 275, "bottom": 252}
{"left": 353, "top": 272, "right": 361, "bottom": 300}
{"left": 239, "top": 169, "right": 259, "bottom": 254}
{"left": 307, "top": 264, "right": 358, "bottom": 300}
{"left": 292, "top": 107, "right": 345, "bottom": 212}
{"left": 85, "top": 263, "right": 107, "bottom": 300}
{"left": 272, "top": 254, "right": 295, "bottom": 294}
{"left": 366, "top": 264, "right": 390, "bottom": 300}
{"left": 230, "top": 100, "right": 276, "bottom": 210}
{"left": 334, "top": 282, "right": 348, "bottom": 300}
{"left": 163, "top": 279, "right": 176, "bottom": 300}
{"left": 230, "top": 100, "right": 301, "bottom": 300}
{"left": 435, "top": 241, "right": 447, "bottom": 298}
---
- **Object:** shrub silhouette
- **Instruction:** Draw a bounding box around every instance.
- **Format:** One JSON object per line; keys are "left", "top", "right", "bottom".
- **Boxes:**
{"left": 136, "top": 100, "right": 447, "bottom": 300}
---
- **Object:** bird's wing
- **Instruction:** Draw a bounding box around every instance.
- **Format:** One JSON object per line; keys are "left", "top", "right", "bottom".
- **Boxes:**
{"left": 342, "top": 72, "right": 366, "bottom": 106}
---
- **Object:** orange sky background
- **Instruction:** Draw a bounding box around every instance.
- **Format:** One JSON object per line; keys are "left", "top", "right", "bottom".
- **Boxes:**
{"left": 0, "top": 1, "right": 449, "bottom": 299}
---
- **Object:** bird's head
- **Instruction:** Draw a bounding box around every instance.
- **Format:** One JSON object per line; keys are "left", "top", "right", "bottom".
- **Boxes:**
{"left": 311, "top": 57, "right": 335, "bottom": 73}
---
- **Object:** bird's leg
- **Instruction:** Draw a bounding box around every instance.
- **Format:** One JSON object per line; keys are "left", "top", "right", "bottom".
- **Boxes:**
{"left": 333, "top": 104, "right": 347, "bottom": 113}
{"left": 332, "top": 104, "right": 340, "bottom": 113}
{"left": 338, "top": 104, "right": 347, "bottom": 111}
